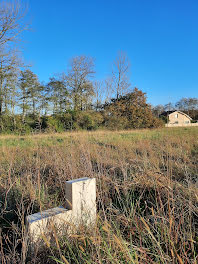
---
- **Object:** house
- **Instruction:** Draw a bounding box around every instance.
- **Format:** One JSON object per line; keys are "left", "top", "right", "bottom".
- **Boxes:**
{"left": 167, "top": 111, "right": 192, "bottom": 125}
{"left": 162, "top": 110, "right": 197, "bottom": 127}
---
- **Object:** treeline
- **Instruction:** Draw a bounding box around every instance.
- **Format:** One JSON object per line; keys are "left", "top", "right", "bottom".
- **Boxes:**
{"left": 0, "top": 57, "right": 164, "bottom": 132}
{"left": 153, "top": 98, "right": 198, "bottom": 121}
{"left": 0, "top": 49, "right": 163, "bottom": 133}
{"left": 0, "top": 2, "right": 164, "bottom": 134}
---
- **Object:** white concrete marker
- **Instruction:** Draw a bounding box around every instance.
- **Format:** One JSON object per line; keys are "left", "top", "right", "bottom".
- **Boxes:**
{"left": 65, "top": 177, "right": 96, "bottom": 225}
{"left": 26, "top": 177, "right": 96, "bottom": 244}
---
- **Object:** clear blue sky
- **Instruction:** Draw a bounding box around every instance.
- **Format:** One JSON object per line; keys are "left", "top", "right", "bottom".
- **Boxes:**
{"left": 21, "top": 0, "right": 198, "bottom": 105}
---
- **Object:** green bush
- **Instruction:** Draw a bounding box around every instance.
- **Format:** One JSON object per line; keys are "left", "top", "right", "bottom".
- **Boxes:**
{"left": 45, "top": 116, "right": 65, "bottom": 132}
{"left": 76, "top": 111, "right": 104, "bottom": 130}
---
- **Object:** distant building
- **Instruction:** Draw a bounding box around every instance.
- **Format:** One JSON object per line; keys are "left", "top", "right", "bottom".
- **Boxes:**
{"left": 167, "top": 111, "right": 191, "bottom": 125}
{"left": 162, "top": 110, "right": 198, "bottom": 127}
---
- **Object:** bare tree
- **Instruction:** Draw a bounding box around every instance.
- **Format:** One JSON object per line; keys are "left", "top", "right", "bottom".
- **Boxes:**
{"left": 0, "top": 0, "right": 27, "bottom": 48}
{"left": 93, "top": 80, "right": 103, "bottom": 110}
{"left": 175, "top": 97, "right": 198, "bottom": 118}
{"left": 0, "top": 1, "right": 27, "bottom": 119}
{"left": 164, "top": 102, "right": 174, "bottom": 112}
{"left": 175, "top": 98, "right": 187, "bottom": 111}
{"left": 65, "top": 55, "right": 95, "bottom": 111}
{"left": 104, "top": 76, "right": 114, "bottom": 103}
{"left": 152, "top": 104, "right": 165, "bottom": 117}
{"left": 175, "top": 97, "right": 198, "bottom": 112}
{"left": 112, "top": 51, "right": 131, "bottom": 99}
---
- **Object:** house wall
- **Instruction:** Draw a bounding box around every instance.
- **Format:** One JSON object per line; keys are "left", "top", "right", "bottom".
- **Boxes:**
{"left": 168, "top": 111, "right": 191, "bottom": 125}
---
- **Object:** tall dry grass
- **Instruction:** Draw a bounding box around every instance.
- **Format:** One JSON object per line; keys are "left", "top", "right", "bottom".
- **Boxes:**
{"left": 0, "top": 128, "right": 197, "bottom": 263}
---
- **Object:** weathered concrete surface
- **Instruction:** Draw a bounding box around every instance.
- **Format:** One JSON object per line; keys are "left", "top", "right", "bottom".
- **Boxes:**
{"left": 65, "top": 177, "right": 96, "bottom": 225}
{"left": 26, "top": 177, "right": 96, "bottom": 244}
{"left": 26, "top": 206, "right": 72, "bottom": 243}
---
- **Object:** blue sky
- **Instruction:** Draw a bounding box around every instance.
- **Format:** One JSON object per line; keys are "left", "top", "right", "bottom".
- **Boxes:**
{"left": 21, "top": 0, "right": 198, "bottom": 105}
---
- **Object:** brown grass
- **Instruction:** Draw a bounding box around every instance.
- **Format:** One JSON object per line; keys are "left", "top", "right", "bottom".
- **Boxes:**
{"left": 0, "top": 127, "right": 197, "bottom": 263}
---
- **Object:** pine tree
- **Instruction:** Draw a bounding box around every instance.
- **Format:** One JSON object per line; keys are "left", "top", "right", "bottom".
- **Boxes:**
{"left": 47, "top": 76, "right": 69, "bottom": 114}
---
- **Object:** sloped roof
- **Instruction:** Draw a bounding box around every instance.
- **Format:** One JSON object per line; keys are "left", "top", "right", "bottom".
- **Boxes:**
{"left": 160, "top": 110, "right": 175, "bottom": 116}
{"left": 167, "top": 110, "right": 192, "bottom": 120}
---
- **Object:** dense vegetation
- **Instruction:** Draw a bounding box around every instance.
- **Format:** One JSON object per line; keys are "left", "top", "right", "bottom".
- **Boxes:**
{"left": 0, "top": 128, "right": 197, "bottom": 263}
{"left": 0, "top": 86, "right": 165, "bottom": 134}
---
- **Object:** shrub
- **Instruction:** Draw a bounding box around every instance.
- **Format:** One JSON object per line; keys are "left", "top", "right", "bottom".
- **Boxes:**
{"left": 103, "top": 88, "right": 164, "bottom": 129}
{"left": 45, "top": 116, "right": 65, "bottom": 132}
{"left": 76, "top": 111, "right": 104, "bottom": 130}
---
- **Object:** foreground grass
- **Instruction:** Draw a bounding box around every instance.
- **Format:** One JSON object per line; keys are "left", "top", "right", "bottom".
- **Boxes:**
{"left": 0, "top": 128, "right": 197, "bottom": 263}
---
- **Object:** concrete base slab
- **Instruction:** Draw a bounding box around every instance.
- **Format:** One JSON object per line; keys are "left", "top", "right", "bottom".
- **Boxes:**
{"left": 26, "top": 206, "right": 72, "bottom": 243}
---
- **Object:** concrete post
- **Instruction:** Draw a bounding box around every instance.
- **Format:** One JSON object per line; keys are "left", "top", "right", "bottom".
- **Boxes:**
{"left": 65, "top": 177, "right": 96, "bottom": 225}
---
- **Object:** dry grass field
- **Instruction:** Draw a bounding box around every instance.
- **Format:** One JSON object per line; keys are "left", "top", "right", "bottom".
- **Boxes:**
{"left": 0, "top": 127, "right": 197, "bottom": 263}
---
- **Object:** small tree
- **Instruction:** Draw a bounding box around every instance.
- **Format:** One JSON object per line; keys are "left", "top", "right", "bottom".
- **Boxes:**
{"left": 112, "top": 51, "right": 131, "bottom": 99}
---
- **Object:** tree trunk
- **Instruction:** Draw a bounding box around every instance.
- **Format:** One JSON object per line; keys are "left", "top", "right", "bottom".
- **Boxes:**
{"left": 0, "top": 61, "right": 3, "bottom": 115}
{"left": 33, "top": 98, "right": 35, "bottom": 117}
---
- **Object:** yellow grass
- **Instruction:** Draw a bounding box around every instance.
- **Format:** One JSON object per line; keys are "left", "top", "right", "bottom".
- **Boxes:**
{"left": 0, "top": 127, "right": 197, "bottom": 263}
